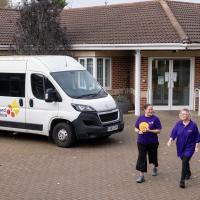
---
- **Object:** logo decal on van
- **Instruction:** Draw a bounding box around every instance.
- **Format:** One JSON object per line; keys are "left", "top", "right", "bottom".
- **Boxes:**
{"left": 0, "top": 100, "right": 20, "bottom": 118}
{"left": 7, "top": 100, "right": 20, "bottom": 118}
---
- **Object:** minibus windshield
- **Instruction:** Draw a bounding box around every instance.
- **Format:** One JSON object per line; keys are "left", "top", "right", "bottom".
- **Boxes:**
{"left": 51, "top": 70, "right": 107, "bottom": 99}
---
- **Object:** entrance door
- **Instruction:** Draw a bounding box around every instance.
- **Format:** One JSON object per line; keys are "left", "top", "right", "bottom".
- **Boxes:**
{"left": 150, "top": 59, "right": 192, "bottom": 110}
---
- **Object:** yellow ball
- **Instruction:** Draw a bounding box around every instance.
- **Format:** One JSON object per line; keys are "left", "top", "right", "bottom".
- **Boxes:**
{"left": 139, "top": 122, "right": 149, "bottom": 132}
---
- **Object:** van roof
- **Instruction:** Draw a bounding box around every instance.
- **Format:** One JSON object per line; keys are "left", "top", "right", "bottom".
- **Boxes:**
{"left": 0, "top": 55, "right": 84, "bottom": 72}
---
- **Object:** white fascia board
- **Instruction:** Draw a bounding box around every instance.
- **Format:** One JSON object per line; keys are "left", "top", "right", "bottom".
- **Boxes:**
{"left": 0, "top": 45, "right": 12, "bottom": 50}
{"left": 2, "top": 43, "right": 200, "bottom": 51}
{"left": 186, "top": 44, "right": 200, "bottom": 50}
{"left": 71, "top": 43, "right": 188, "bottom": 50}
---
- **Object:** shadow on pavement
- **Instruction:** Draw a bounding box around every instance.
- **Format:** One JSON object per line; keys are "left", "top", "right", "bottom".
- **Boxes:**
{"left": 0, "top": 130, "right": 122, "bottom": 148}
{"left": 0, "top": 130, "right": 48, "bottom": 143}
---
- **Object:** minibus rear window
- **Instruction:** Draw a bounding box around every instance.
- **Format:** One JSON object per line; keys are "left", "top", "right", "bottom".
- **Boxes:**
{"left": 0, "top": 73, "right": 25, "bottom": 97}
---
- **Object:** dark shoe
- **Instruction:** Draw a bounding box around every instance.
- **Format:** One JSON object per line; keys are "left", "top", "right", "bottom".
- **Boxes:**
{"left": 136, "top": 176, "right": 145, "bottom": 183}
{"left": 185, "top": 174, "right": 191, "bottom": 180}
{"left": 179, "top": 180, "right": 185, "bottom": 188}
{"left": 152, "top": 167, "right": 157, "bottom": 176}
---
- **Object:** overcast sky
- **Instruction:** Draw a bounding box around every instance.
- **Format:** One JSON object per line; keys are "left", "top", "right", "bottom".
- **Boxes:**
{"left": 68, "top": 0, "right": 200, "bottom": 8}
{"left": 12, "top": 0, "right": 200, "bottom": 8}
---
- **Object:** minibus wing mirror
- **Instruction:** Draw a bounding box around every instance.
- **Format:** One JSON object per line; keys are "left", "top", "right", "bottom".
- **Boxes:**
{"left": 45, "top": 88, "right": 57, "bottom": 103}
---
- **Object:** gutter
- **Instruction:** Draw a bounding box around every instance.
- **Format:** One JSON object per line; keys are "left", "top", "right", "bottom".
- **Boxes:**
{"left": 71, "top": 43, "right": 189, "bottom": 50}
{"left": 1, "top": 43, "right": 200, "bottom": 51}
{"left": 185, "top": 43, "right": 200, "bottom": 50}
{"left": 0, "top": 45, "right": 14, "bottom": 50}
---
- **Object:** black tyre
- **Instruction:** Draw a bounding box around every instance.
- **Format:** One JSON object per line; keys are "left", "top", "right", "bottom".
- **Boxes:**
{"left": 52, "top": 122, "right": 76, "bottom": 148}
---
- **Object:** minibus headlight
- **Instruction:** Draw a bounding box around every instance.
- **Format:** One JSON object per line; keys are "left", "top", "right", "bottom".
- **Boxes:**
{"left": 71, "top": 104, "right": 96, "bottom": 112}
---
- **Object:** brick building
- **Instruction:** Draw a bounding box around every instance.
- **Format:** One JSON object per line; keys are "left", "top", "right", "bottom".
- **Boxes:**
{"left": 1, "top": 0, "right": 200, "bottom": 115}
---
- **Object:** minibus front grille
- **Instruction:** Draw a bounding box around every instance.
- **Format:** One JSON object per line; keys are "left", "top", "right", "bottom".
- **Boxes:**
{"left": 98, "top": 109, "right": 119, "bottom": 124}
{"left": 83, "top": 119, "right": 99, "bottom": 126}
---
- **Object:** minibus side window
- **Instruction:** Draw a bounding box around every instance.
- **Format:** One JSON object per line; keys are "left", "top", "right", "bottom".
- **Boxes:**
{"left": 31, "top": 74, "right": 56, "bottom": 100}
{"left": 31, "top": 74, "right": 44, "bottom": 100}
{"left": 0, "top": 73, "right": 25, "bottom": 97}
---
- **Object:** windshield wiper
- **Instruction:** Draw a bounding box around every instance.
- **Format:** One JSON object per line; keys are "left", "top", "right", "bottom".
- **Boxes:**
{"left": 93, "top": 88, "right": 104, "bottom": 97}
{"left": 76, "top": 93, "right": 97, "bottom": 99}
{"left": 76, "top": 88, "right": 104, "bottom": 99}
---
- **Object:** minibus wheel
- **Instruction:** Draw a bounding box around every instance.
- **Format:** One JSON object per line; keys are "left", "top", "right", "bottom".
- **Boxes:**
{"left": 53, "top": 122, "right": 76, "bottom": 147}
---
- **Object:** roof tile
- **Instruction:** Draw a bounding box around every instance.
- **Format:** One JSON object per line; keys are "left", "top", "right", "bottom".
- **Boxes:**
{"left": 167, "top": 1, "right": 200, "bottom": 43}
{"left": 60, "top": 1, "right": 180, "bottom": 44}
{"left": 0, "top": 1, "right": 199, "bottom": 46}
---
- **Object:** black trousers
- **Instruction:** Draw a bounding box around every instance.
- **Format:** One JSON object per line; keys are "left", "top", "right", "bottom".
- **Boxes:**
{"left": 181, "top": 156, "right": 191, "bottom": 181}
{"left": 136, "top": 142, "right": 159, "bottom": 172}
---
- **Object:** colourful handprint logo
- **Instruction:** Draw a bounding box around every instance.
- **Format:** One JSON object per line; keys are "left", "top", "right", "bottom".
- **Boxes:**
{"left": 6, "top": 100, "right": 20, "bottom": 118}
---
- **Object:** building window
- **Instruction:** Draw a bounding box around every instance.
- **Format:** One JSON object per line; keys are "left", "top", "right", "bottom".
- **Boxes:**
{"left": 79, "top": 58, "right": 92, "bottom": 88}
{"left": 105, "top": 59, "right": 111, "bottom": 88}
{"left": 79, "top": 57, "right": 111, "bottom": 89}
{"left": 79, "top": 58, "right": 94, "bottom": 75}
{"left": 97, "top": 58, "right": 103, "bottom": 86}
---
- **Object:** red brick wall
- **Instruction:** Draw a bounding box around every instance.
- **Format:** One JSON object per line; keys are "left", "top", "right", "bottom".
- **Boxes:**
{"left": 141, "top": 97, "right": 148, "bottom": 109}
{"left": 112, "top": 56, "right": 131, "bottom": 89}
{"left": 141, "top": 57, "right": 148, "bottom": 91}
{"left": 130, "top": 57, "right": 135, "bottom": 88}
{"left": 129, "top": 57, "right": 148, "bottom": 89}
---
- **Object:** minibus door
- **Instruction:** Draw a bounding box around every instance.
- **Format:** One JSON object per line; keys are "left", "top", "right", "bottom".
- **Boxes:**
{"left": 25, "top": 72, "right": 59, "bottom": 133}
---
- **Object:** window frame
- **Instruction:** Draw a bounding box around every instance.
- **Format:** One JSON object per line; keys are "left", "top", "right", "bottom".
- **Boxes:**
{"left": 31, "top": 73, "right": 57, "bottom": 100}
{"left": 78, "top": 57, "right": 96, "bottom": 77}
{"left": 78, "top": 57, "right": 112, "bottom": 90}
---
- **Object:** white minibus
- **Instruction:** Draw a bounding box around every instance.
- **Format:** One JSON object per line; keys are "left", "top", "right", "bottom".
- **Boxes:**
{"left": 0, "top": 56, "right": 124, "bottom": 147}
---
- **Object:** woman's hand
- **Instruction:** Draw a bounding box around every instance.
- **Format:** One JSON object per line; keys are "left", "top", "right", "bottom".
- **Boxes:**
{"left": 195, "top": 143, "right": 199, "bottom": 153}
{"left": 143, "top": 128, "right": 150, "bottom": 132}
{"left": 138, "top": 130, "right": 143, "bottom": 134}
{"left": 145, "top": 129, "right": 161, "bottom": 134}
{"left": 135, "top": 128, "right": 143, "bottom": 135}
{"left": 167, "top": 138, "right": 173, "bottom": 147}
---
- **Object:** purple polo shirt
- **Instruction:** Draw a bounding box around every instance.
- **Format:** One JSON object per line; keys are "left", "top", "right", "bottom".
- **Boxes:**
{"left": 170, "top": 120, "right": 200, "bottom": 158}
{"left": 135, "top": 115, "right": 162, "bottom": 144}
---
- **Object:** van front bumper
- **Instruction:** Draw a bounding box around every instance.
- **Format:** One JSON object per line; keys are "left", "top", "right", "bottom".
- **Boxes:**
{"left": 72, "top": 109, "right": 124, "bottom": 139}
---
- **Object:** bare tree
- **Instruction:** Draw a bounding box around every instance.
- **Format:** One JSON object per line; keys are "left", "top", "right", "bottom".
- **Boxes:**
{"left": 0, "top": 0, "right": 9, "bottom": 8}
{"left": 14, "top": 0, "right": 70, "bottom": 55}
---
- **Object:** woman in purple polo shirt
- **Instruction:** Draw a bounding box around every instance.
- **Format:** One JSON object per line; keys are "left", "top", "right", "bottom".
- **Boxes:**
{"left": 168, "top": 108, "right": 200, "bottom": 188}
{"left": 135, "top": 104, "right": 162, "bottom": 183}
